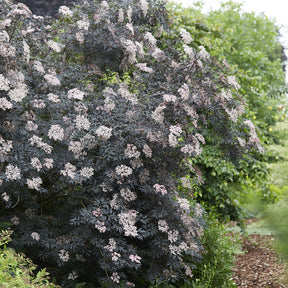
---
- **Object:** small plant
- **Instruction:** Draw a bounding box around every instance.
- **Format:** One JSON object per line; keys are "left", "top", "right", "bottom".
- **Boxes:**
{"left": 0, "top": 229, "right": 59, "bottom": 287}
{"left": 190, "top": 212, "right": 239, "bottom": 288}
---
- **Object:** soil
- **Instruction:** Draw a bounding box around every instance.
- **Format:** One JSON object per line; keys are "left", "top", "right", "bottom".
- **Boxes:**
{"left": 232, "top": 228, "right": 288, "bottom": 288}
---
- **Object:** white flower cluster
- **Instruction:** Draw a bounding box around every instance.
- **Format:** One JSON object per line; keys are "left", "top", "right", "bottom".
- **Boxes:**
{"left": 104, "top": 238, "right": 117, "bottom": 252}
{"left": 151, "top": 105, "right": 166, "bottom": 124}
{"left": 68, "top": 141, "right": 85, "bottom": 159}
{"left": 75, "top": 115, "right": 90, "bottom": 130}
{"left": 60, "top": 162, "right": 94, "bottom": 180}
{"left": 27, "top": 177, "right": 42, "bottom": 191}
{"left": 58, "top": 5, "right": 73, "bottom": 17}
{"left": 118, "top": 84, "right": 138, "bottom": 105}
{"left": 125, "top": 144, "right": 141, "bottom": 159}
{"left": 0, "top": 29, "right": 16, "bottom": 57}
{"left": 48, "top": 124, "right": 65, "bottom": 141}
{"left": 59, "top": 249, "right": 69, "bottom": 262}
{"left": 183, "top": 44, "right": 194, "bottom": 59}
{"left": 32, "top": 99, "right": 46, "bottom": 109}
{"left": 2, "top": 192, "right": 9, "bottom": 202}
{"left": 227, "top": 75, "right": 240, "bottom": 90}
{"left": 111, "top": 251, "right": 121, "bottom": 262}
{"left": 0, "top": 74, "right": 10, "bottom": 91}
{"left": 68, "top": 88, "right": 85, "bottom": 100}
{"left": 169, "top": 125, "right": 182, "bottom": 147}
{"left": 8, "top": 83, "right": 28, "bottom": 103}
{"left": 244, "top": 120, "right": 263, "bottom": 152}
{"left": 158, "top": 219, "right": 169, "bottom": 232}
{"left": 118, "top": 8, "right": 124, "bottom": 23}
{"left": 144, "top": 32, "right": 157, "bottom": 49}
{"left": 180, "top": 177, "right": 192, "bottom": 189}
{"left": 95, "top": 125, "right": 112, "bottom": 140}
{"left": 168, "top": 230, "right": 179, "bottom": 243}
{"left": 120, "top": 188, "right": 137, "bottom": 202}
{"left": 31, "top": 157, "right": 42, "bottom": 171}
{"left": 5, "top": 164, "right": 21, "bottom": 181}
{"left": 142, "top": 144, "right": 152, "bottom": 158}
{"left": 178, "top": 83, "right": 190, "bottom": 101}
{"left": 77, "top": 19, "right": 90, "bottom": 31}
{"left": 129, "top": 254, "right": 141, "bottom": 263}
{"left": 47, "top": 40, "right": 63, "bottom": 53}
{"left": 140, "top": 0, "right": 148, "bottom": 17}
{"left": 115, "top": 165, "right": 133, "bottom": 177}
{"left": 110, "top": 272, "right": 120, "bottom": 283}
{"left": 0, "top": 136, "right": 12, "bottom": 160}
{"left": 95, "top": 220, "right": 106, "bottom": 233}
{"left": 177, "top": 198, "right": 191, "bottom": 213}
{"left": 118, "top": 210, "right": 138, "bottom": 237}
{"left": 68, "top": 271, "right": 78, "bottom": 281}
{"left": 123, "top": 39, "right": 137, "bottom": 64}
{"left": 44, "top": 74, "right": 61, "bottom": 86}
{"left": 22, "top": 40, "right": 30, "bottom": 63}
{"left": 47, "top": 93, "right": 60, "bottom": 103}
{"left": 31, "top": 232, "right": 40, "bottom": 241}
{"left": 126, "top": 23, "right": 134, "bottom": 35}
{"left": 163, "top": 94, "right": 177, "bottom": 103}
{"left": 153, "top": 184, "right": 167, "bottom": 195}
{"left": 0, "top": 97, "right": 12, "bottom": 110}
{"left": 60, "top": 162, "right": 76, "bottom": 179}
{"left": 80, "top": 167, "right": 94, "bottom": 178}
{"left": 136, "top": 63, "right": 153, "bottom": 73}
{"left": 180, "top": 28, "right": 192, "bottom": 44}
{"left": 127, "top": 6, "right": 133, "bottom": 22}
{"left": 10, "top": 216, "right": 19, "bottom": 225}
{"left": 110, "top": 194, "right": 121, "bottom": 210}
{"left": 29, "top": 135, "right": 53, "bottom": 154}
{"left": 92, "top": 208, "right": 103, "bottom": 217}
{"left": 198, "top": 45, "right": 210, "bottom": 61}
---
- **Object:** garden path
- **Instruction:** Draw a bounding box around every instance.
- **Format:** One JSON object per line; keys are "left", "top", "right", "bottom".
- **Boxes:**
{"left": 233, "top": 232, "right": 287, "bottom": 288}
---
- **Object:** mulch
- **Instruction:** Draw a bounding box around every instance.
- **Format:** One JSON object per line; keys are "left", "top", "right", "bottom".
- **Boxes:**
{"left": 232, "top": 233, "right": 288, "bottom": 288}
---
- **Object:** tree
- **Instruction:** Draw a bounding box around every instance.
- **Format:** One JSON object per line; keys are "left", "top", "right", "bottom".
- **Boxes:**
{"left": 166, "top": 0, "right": 286, "bottom": 219}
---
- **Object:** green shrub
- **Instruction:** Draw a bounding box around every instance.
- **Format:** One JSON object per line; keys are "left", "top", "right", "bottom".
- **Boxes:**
{"left": 0, "top": 229, "right": 59, "bottom": 288}
{"left": 190, "top": 212, "right": 238, "bottom": 288}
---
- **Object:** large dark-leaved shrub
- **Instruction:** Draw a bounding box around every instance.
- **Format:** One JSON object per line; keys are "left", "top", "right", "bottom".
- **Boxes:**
{"left": 0, "top": 0, "right": 262, "bottom": 286}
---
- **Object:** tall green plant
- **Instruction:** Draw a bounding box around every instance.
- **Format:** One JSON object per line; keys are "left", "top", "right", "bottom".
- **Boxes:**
{"left": 166, "top": 0, "right": 286, "bottom": 219}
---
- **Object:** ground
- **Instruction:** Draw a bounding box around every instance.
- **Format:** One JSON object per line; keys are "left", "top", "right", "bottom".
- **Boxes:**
{"left": 231, "top": 219, "right": 288, "bottom": 288}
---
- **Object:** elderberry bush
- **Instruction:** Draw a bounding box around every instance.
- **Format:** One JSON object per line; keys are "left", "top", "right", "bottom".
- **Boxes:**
{"left": 0, "top": 0, "right": 262, "bottom": 286}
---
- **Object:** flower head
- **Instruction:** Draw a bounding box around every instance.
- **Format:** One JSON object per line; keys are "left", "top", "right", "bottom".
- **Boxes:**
{"left": 68, "top": 88, "right": 85, "bottom": 100}
{"left": 27, "top": 177, "right": 42, "bottom": 191}
{"left": 115, "top": 165, "right": 133, "bottom": 177}
{"left": 31, "top": 232, "right": 40, "bottom": 241}
{"left": 95, "top": 125, "right": 112, "bottom": 140}
{"left": 5, "top": 164, "right": 21, "bottom": 181}
{"left": 110, "top": 272, "right": 120, "bottom": 283}
{"left": 48, "top": 125, "right": 64, "bottom": 141}
{"left": 59, "top": 249, "right": 69, "bottom": 262}
{"left": 129, "top": 254, "right": 141, "bottom": 263}
{"left": 58, "top": 6, "right": 73, "bottom": 16}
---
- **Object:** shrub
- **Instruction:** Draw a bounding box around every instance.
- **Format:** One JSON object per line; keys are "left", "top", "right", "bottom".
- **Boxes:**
{"left": 0, "top": 0, "right": 261, "bottom": 286}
